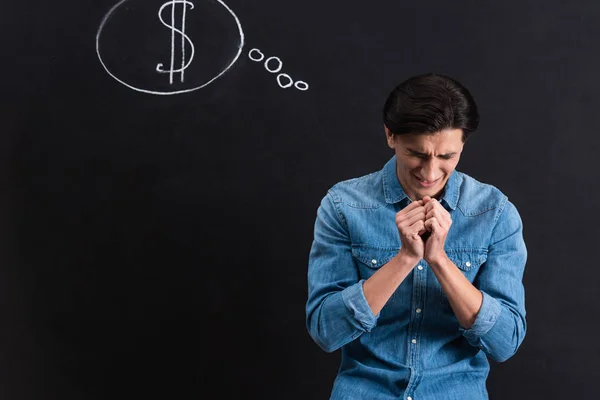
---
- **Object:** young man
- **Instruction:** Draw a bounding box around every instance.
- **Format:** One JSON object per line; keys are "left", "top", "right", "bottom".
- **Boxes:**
{"left": 305, "top": 74, "right": 527, "bottom": 399}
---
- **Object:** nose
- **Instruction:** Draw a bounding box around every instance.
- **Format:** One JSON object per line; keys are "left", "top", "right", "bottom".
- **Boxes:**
{"left": 420, "top": 159, "right": 439, "bottom": 182}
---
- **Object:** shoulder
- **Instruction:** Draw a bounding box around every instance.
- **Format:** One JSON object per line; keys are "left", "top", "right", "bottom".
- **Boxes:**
{"left": 455, "top": 171, "right": 511, "bottom": 218}
{"left": 326, "top": 169, "right": 385, "bottom": 208}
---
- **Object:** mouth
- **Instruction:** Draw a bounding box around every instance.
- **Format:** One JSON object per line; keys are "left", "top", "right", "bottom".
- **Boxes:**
{"left": 413, "top": 173, "right": 441, "bottom": 188}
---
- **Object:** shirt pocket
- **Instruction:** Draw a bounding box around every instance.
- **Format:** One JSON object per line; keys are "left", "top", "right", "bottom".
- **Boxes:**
{"left": 351, "top": 245, "right": 399, "bottom": 303}
{"left": 439, "top": 249, "right": 488, "bottom": 305}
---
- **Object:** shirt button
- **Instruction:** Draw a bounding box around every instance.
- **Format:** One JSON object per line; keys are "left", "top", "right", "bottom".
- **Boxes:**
{"left": 371, "top": 259, "right": 377, "bottom": 264}
{"left": 465, "top": 261, "right": 471, "bottom": 267}
{"left": 411, "top": 339, "right": 417, "bottom": 344}
{"left": 407, "top": 397, "right": 413, "bottom": 400}
{"left": 417, "top": 265, "right": 423, "bottom": 270}
{"left": 416, "top": 308, "right": 422, "bottom": 313}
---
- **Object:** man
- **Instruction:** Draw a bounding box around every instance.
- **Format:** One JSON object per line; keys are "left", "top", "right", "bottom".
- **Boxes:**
{"left": 305, "top": 73, "right": 527, "bottom": 399}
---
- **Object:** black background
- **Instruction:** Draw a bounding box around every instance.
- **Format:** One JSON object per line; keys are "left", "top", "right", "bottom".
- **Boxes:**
{"left": 2, "top": 0, "right": 599, "bottom": 398}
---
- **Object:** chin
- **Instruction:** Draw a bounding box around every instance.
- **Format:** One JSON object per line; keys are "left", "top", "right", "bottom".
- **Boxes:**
{"left": 414, "top": 187, "right": 442, "bottom": 199}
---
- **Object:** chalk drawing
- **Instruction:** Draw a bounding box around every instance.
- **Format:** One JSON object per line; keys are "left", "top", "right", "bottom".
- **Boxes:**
{"left": 248, "top": 48, "right": 265, "bottom": 62}
{"left": 294, "top": 81, "right": 309, "bottom": 91}
{"left": 96, "top": 0, "right": 244, "bottom": 95}
{"left": 277, "top": 73, "right": 293, "bottom": 89}
{"left": 155, "top": 1, "right": 196, "bottom": 84}
{"left": 264, "top": 56, "right": 283, "bottom": 74}
{"left": 97, "top": 1, "right": 309, "bottom": 94}
{"left": 248, "top": 48, "right": 310, "bottom": 91}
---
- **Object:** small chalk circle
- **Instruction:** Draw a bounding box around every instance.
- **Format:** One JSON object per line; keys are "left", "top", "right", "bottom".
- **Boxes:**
{"left": 277, "top": 73, "right": 293, "bottom": 88}
{"left": 265, "top": 56, "right": 283, "bottom": 73}
{"left": 248, "top": 48, "right": 265, "bottom": 62}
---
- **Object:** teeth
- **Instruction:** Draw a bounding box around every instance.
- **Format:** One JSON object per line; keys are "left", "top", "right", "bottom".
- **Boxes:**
{"left": 417, "top": 176, "right": 435, "bottom": 183}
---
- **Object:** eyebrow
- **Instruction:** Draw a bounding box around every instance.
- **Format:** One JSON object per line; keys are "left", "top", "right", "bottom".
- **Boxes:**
{"left": 407, "top": 149, "right": 458, "bottom": 158}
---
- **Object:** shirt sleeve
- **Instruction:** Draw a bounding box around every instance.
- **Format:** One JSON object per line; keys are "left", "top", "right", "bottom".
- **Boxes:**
{"left": 459, "top": 198, "right": 527, "bottom": 362}
{"left": 305, "top": 189, "right": 379, "bottom": 353}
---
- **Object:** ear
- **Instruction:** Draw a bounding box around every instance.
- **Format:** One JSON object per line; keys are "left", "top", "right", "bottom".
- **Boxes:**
{"left": 384, "top": 125, "right": 395, "bottom": 149}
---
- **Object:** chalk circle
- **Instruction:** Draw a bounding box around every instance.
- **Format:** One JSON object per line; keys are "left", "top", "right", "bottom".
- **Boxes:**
{"left": 248, "top": 48, "right": 264, "bottom": 62}
{"left": 265, "top": 56, "right": 283, "bottom": 73}
{"left": 294, "top": 81, "right": 309, "bottom": 91}
{"left": 96, "top": 0, "right": 245, "bottom": 95}
{"left": 277, "top": 73, "right": 293, "bottom": 89}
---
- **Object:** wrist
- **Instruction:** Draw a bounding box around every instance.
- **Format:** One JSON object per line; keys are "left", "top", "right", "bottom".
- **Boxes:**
{"left": 397, "top": 248, "right": 422, "bottom": 267}
{"left": 427, "top": 253, "right": 451, "bottom": 269}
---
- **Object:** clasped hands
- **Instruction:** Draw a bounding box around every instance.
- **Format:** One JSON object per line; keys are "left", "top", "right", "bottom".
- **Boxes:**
{"left": 395, "top": 196, "right": 452, "bottom": 265}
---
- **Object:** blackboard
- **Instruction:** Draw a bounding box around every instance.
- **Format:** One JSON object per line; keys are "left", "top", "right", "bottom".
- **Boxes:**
{"left": 2, "top": 0, "right": 600, "bottom": 398}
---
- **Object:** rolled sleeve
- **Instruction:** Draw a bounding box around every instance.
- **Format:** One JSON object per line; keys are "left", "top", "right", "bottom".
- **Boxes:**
{"left": 461, "top": 199, "right": 527, "bottom": 362}
{"left": 306, "top": 190, "right": 379, "bottom": 353}
{"left": 460, "top": 290, "right": 502, "bottom": 341}
{"left": 341, "top": 279, "right": 380, "bottom": 332}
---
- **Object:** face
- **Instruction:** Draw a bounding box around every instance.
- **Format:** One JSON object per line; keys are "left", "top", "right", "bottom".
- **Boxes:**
{"left": 385, "top": 126, "right": 464, "bottom": 201}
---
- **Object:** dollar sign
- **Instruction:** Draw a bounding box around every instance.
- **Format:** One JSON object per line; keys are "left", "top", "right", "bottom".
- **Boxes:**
{"left": 156, "top": 1, "right": 196, "bottom": 84}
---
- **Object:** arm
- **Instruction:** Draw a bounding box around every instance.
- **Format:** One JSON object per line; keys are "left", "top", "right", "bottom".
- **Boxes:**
{"left": 424, "top": 196, "right": 527, "bottom": 362}
{"left": 424, "top": 196, "right": 486, "bottom": 330}
{"left": 458, "top": 199, "right": 527, "bottom": 362}
{"left": 428, "top": 256, "right": 484, "bottom": 330}
{"left": 305, "top": 191, "right": 417, "bottom": 353}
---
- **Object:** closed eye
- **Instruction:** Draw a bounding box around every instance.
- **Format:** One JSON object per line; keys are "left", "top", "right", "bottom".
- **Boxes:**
{"left": 409, "top": 151, "right": 456, "bottom": 160}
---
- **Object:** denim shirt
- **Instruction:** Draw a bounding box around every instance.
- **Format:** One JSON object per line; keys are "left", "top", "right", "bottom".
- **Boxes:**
{"left": 306, "top": 156, "right": 527, "bottom": 400}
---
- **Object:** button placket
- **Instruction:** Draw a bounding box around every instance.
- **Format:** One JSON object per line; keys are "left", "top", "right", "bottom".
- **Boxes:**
{"left": 415, "top": 265, "right": 424, "bottom": 316}
{"left": 407, "top": 261, "right": 425, "bottom": 368}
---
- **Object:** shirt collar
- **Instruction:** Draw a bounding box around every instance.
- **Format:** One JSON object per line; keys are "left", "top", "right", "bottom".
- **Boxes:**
{"left": 382, "top": 155, "right": 461, "bottom": 210}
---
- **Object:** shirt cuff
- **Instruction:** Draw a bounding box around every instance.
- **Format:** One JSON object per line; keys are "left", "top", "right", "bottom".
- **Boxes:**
{"left": 341, "top": 279, "right": 379, "bottom": 332}
{"left": 460, "top": 290, "right": 502, "bottom": 341}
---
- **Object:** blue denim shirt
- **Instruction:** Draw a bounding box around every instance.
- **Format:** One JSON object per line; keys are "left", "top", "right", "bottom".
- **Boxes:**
{"left": 306, "top": 156, "right": 527, "bottom": 400}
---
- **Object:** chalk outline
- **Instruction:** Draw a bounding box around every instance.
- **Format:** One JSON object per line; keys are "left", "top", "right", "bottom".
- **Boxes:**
{"left": 276, "top": 73, "right": 293, "bottom": 89}
{"left": 181, "top": 0, "right": 187, "bottom": 82}
{"left": 155, "top": 1, "right": 196, "bottom": 84}
{"left": 294, "top": 81, "right": 309, "bottom": 91}
{"left": 96, "top": 0, "right": 245, "bottom": 95}
{"left": 250, "top": 49, "right": 309, "bottom": 91}
{"left": 248, "top": 48, "right": 264, "bottom": 62}
{"left": 264, "top": 56, "right": 282, "bottom": 73}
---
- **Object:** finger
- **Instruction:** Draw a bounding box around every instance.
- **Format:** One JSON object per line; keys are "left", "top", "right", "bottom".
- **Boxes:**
{"left": 425, "top": 205, "right": 444, "bottom": 221}
{"left": 425, "top": 217, "right": 444, "bottom": 234}
{"left": 396, "top": 204, "right": 425, "bottom": 224}
{"left": 413, "top": 220, "right": 426, "bottom": 237}
{"left": 424, "top": 217, "right": 436, "bottom": 233}
{"left": 424, "top": 200, "right": 435, "bottom": 213}
{"left": 432, "top": 201, "right": 452, "bottom": 227}
{"left": 399, "top": 210, "right": 426, "bottom": 229}
{"left": 426, "top": 200, "right": 450, "bottom": 223}
{"left": 424, "top": 197, "right": 440, "bottom": 210}
{"left": 413, "top": 220, "right": 426, "bottom": 236}
{"left": 404, "top": 219, "right": 425, "bottom": 238}
{"left": 425, "top": 208, "right": 435, "bottom": 220}
{"left": 430, "top": 198, "right": 448, "bottom": 215}
{"left": 425, "top": 209, "right": 449, "bottom": 231}
{"left": 396, "top": 200, "right": 423, "bottom": 217}
{"left": 403, "top": 204, "right": 427, "bottom": 220}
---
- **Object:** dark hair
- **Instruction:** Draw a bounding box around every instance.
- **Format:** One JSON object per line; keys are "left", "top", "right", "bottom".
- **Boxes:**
{"left": 382, "top": 73, "right": 479, "bottom": 142}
